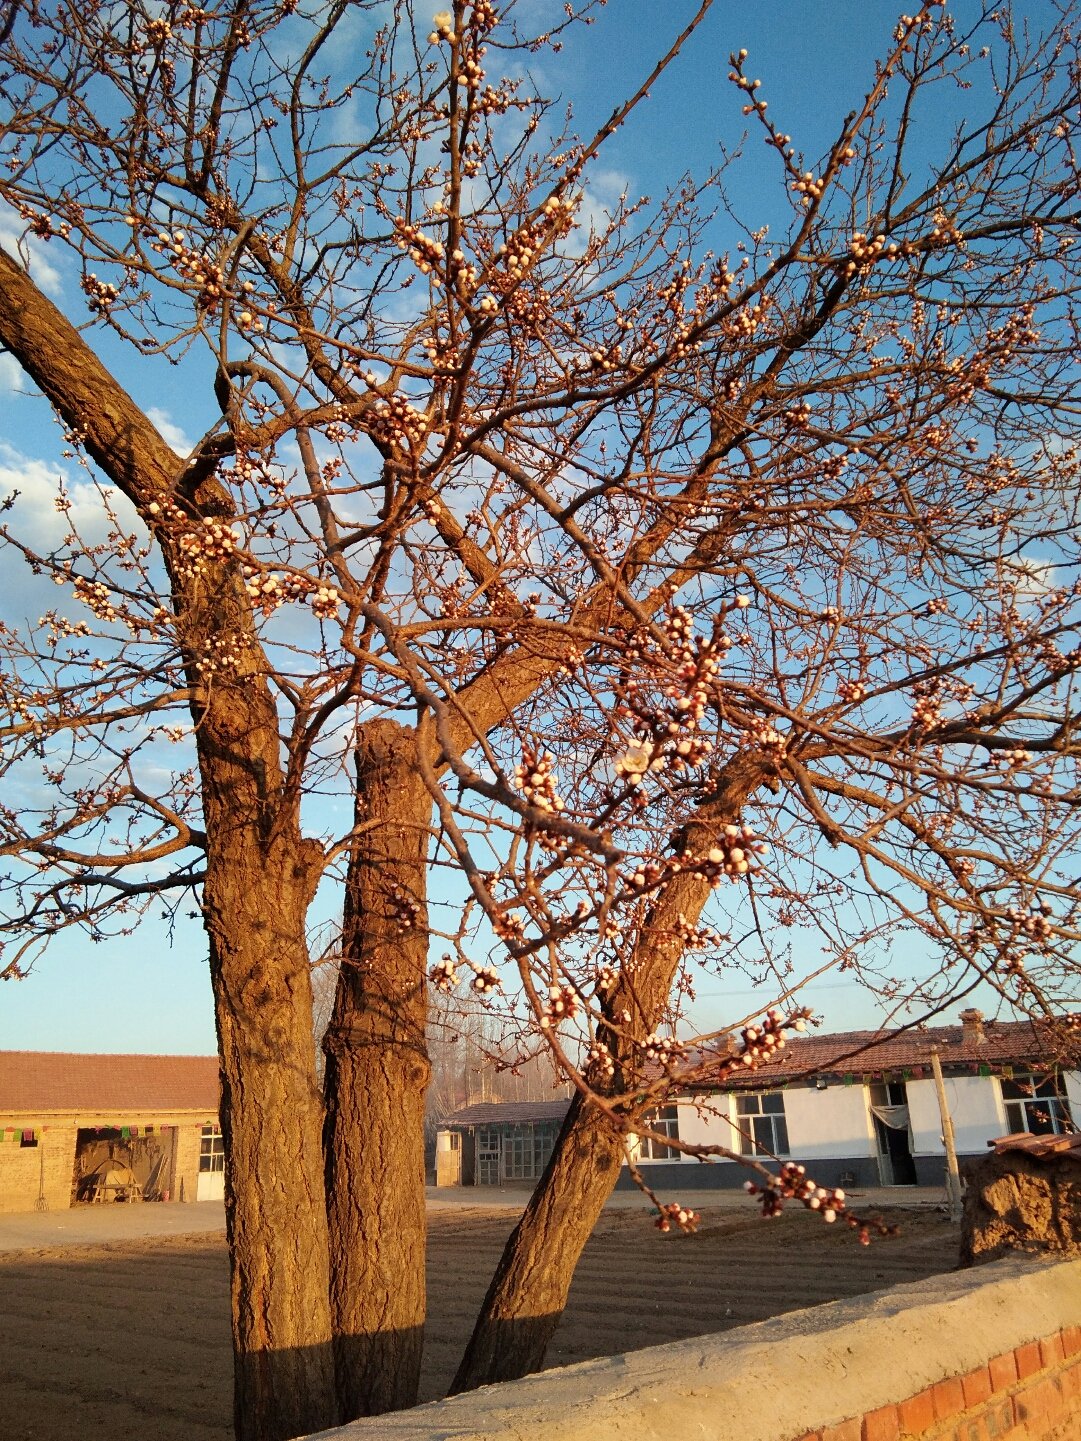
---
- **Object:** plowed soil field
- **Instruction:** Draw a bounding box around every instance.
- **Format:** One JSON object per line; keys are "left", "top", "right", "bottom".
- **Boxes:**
{"left": 0, "top": 1203, "right": 960, "bottom": 1440}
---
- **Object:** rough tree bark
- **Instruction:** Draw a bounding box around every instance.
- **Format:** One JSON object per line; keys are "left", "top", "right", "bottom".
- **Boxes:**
{"left": 0, "top": 248, "right": 338, "bottom": 1441}
{"left": 451, "top": 757, "right": 769, "bottom": 1392}
{"left": 323, "top": 718, "right": 432, "bottom": 1418}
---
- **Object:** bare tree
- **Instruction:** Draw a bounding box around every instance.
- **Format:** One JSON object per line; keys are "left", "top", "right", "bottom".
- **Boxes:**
{"left": 2, "top": 2, "right": 1081, "bottom": 1436}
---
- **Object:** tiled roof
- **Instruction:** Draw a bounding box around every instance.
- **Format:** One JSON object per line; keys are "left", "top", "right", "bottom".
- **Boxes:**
{"left": 443, "top": 1099, "right": 571, "bottom": 1127}
{"left": 689, "top": 1018, "right": 1081, "bottom": 1091}
{"left": 988, "top": 1132, "right": 1081, "bottom": 1161}
{"left": 0, "top": 1051, "right": 220, "bottom": 1115}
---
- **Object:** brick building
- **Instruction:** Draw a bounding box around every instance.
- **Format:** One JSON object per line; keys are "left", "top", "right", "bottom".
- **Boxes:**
{"left": 0, "top": 1051, "right": 222, "bottom": 1214}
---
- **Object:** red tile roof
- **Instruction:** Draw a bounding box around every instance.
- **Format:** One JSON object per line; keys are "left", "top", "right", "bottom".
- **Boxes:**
{"left": 0, "top": 1052, "right": 220, "bottom": 1115}
{"left": 444, "top": 1099, "right": 571, "bottom": 1127}
{"left": 690, "top": 1018, "right": 1081, "bottom": 1091}
{"left": 988, "top": 1132, "right": 1081, "bottom": 1161}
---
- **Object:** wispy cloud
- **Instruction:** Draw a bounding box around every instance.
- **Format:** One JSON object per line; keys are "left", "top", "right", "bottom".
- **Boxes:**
{"left": 0, "top": 205, "right": 65, "bottom": 297}
{"left": 146, "top": 406, "right": 193, "bottom": 456}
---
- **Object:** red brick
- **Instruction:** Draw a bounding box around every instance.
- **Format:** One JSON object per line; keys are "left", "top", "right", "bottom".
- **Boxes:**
{"left": 1061, "top": 1325, "right": 1081, "bottom": 1359}
{"left": 863, "top": 1405, "right": 901, "bottom": 1441}
{"left": 932, "top": 1376, "right": 966, "bottom": 1422}
{"left": 1016, "top": 1340, "right": 1043, "bottom": 1380}
{"left": 979, "top": 1397, "right": 1016, "bottom": 1440}
{"left": 1040, "top": 1333, "right": 1066, "bottom": 1370}
{"left": 822, "top": 1420, "right": 861, "bottom": 1441}
{"left": 1016, "top": 1374, "right": 1065, "bottom": 1429}
{"left": 962, "top": 1367, "right": 994, "bottom": 1408}
{"left": 1061, "top": 1359, "right": 1081, "bottom": 1401}
{"left": 989, "top": 1350, "right": 1020, "bottom": 1392}
{"left": 898, "top": 1388, "right": 936, "bottom": 1435}
{"left": 827, "top": 1421, "right": 864, "bottom": 1441}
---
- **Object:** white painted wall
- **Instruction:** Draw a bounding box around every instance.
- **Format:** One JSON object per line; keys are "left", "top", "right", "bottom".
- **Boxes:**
{"left": 784, "top": 1085, "right": 877, "bottom": 1160}
{"left": 675, "top": 1087, "right": 878, "bottom": 1163}
{"left": 674, "top": 1096, "right": 736, "bottom": 1160}
{"left": 647, "top": 1066, "right": 1081, "bottom": 1171}
{"left": 906, "top": 1075, "right": 1004, "bottom": 1156}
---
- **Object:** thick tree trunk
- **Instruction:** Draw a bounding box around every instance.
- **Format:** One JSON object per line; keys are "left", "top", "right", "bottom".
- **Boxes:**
{"left": 323, "top": 719, "right": 432, "bottom": 1418}
{"left": 0, "top": 249, "right": 339, "bottom": 1441}
{"left": 449, "top": 1091, "right": 625, "bottom": 1392}
{"left": 196, "top": 683, "right": 338, "bottom": 1441}
{"left": 452, "top": 758, "right": 769, "bottom": 1394}
{"left": 205, "top": 839, "right": 337, "bottom": 1441}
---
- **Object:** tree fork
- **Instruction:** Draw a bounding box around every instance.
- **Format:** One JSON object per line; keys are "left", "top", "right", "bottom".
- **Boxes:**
{"left": 323, "top": 718, "right": 433, "bottom": 1418}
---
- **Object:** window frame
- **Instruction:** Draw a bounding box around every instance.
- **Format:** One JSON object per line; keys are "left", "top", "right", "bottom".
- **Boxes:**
{"left": 636, "top": 1104, "right": 681, "bottom": 1161}
{"left": 1000, "top": 1070, "right": 1074, "bottom": 1137}
{"left": 198, "top": 1123, "right": 225, "bottom": 1174}
{"left": 735, "top": 1091, "right": 790, "bottom": 1157}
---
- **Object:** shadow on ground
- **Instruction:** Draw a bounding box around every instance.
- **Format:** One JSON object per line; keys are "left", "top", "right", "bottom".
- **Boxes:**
{"left": 0, "top": 1205, "right": 960, "bottom": 1441}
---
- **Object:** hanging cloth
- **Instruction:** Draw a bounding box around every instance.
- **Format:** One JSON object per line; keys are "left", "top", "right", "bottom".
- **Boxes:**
{"left": 871, "top": 1104, "right": 910, "bottom": 1131}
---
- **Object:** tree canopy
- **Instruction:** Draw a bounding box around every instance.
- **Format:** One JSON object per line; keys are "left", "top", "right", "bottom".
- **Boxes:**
{"left": 2, "top": 3, "right": 1080, "bottom": 1438}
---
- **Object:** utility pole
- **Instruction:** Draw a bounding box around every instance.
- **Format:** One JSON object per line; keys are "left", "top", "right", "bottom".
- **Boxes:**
{"left": 929, "top": 1048, "right": 963, "bottom": 1221}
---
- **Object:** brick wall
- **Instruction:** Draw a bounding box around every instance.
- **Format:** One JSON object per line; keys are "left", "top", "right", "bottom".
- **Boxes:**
{"left": 170, "top": 1122, "right": 204, "bottom": 1203}
{"left": 0, "top": 1110, "right": 218, "bottom": 1211}
{"left": 797, "top": 1325, "right": 1081, "bottom": 1441}
{"left": 0, "top": 1122, "right": 77, "bottom": 1212}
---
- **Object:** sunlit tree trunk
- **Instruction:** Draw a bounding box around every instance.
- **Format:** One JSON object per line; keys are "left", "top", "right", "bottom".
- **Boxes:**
{"left": 0, "top": 249, "right": 339, "bottom": 1441}
{"left": 452, "top": 761, "right": 767, "bottom": 1392}
{"left": 323, "top": 719, "right": 432, "bottom": 1417}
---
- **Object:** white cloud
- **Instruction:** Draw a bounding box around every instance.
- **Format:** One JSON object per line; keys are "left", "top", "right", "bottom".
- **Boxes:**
{"left": 0, "top": 207, "right": 65, "bottom": 297}
{"left": 1011, "top": 558, "right": 1057, "bottom": 603}
{"left": 0, "top": 352, "right": 37, "bottom": 397}
{"left": 146, "top": 407, "right": 193, "bottom": 456}
{"left": 0, "top": 441, "right": 144, "bottom": 556}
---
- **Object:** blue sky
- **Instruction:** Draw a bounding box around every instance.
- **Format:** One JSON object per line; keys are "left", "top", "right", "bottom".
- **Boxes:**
{"left": 0, "top": 2, "right": 1020, "bottom": 1055}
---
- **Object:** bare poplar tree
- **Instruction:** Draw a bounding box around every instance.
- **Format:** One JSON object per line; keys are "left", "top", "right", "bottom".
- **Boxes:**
{"left": 2, "top": 2, "right": 1080, "bottom": 1437}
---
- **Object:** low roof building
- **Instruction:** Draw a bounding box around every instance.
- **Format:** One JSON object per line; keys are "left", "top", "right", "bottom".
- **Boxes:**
{"left": 0, "top": 1051, "right": 222, "bottom": 1214}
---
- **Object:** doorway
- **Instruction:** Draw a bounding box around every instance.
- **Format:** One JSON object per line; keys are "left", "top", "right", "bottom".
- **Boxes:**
{"left": 869, "top": 1081, "right": 918, "bottom": 1186}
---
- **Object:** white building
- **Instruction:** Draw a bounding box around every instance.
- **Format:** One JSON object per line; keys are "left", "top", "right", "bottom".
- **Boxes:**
{"left": 437, "top": 1010, "right": 1080, "bottom": 1191}
{"left": 624, "top": 1009, "right": 1080, "bottom": 1191}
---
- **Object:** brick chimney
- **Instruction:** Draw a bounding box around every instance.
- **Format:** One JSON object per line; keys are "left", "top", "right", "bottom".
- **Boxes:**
{"left": 959, "top": 1007, "right": 985, "bottom": 1045}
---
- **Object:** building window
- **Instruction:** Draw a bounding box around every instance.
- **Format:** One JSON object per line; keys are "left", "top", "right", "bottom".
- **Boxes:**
{"left": 19, "top": 1128, "right": 38, "bottom": 1148}
{"left": 1001, "top": 1072, "right": 1073, "bottom": 1136}
{"left": 869, "top": 1080, "right": 907, "bottom": 1109}
{"left": 736, "top": 1093, "right": 790, "bottom": 1156}
{"left": 637, "top": 1105, "right": 680, "bottom": 1160}
{"left": 199, "top": 1124, "right": 225, "bottom": 1174}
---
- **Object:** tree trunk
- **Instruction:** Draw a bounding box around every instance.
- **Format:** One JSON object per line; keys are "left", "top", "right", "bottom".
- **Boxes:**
{"left": 449, "top": 1091, "right": 625, "bottom": 1393}
{"left": 452, "top": 758, "right": 769, "bottom": 1393}
{"left": 0, "top": 248, "right": 340, "bottom": 1441}
{"left": 323, "top": 719, "right": 432, "bottom": 1418}
{"left": 193, "top": 651, "right": 339, "bottom": 1441}
{"left": 205, "top": 834, "right": 337, "bottom": 1441}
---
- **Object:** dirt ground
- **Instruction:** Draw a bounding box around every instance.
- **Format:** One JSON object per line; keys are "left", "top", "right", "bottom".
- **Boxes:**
{"left": 0, "top": 1202, "right": 960, "bottom": 1441}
